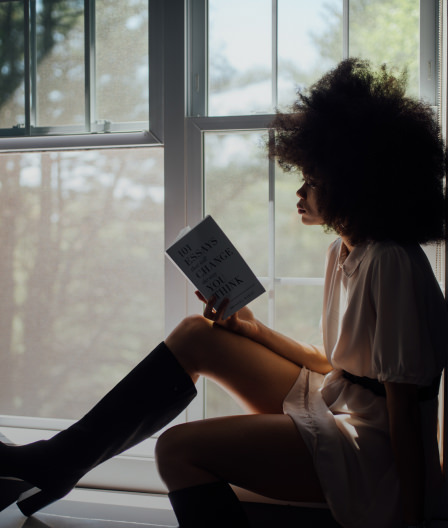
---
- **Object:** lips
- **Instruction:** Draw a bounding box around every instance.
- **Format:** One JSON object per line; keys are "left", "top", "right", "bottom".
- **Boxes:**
{"left": 297, "top": 201, "right": 306, "bottom": 214}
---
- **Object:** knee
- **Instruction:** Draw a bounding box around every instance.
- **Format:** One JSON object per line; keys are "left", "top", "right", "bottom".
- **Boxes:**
{"left": 175, "top": 314, "right": 211, "bottom": 339}
{"left": 165, "top": 315, "right": 212, "bottom": 375}
{"left": 155, "top": 424, "right": 192, "bottom": 487}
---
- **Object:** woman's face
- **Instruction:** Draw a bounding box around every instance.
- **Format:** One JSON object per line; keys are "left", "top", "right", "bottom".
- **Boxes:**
{"left": 296, "top": 180, "right": 324, "bottom": 226}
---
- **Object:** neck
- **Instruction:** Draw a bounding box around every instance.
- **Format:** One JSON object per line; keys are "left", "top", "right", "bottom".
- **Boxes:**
{"left": 341, "top": 236, "right": 354, "bottom": 253}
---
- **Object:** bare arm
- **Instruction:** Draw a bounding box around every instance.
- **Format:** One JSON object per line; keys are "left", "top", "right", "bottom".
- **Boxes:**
{"left": 199, "top": 293, "right": 332, "bottom": 375}
{"left": 250, "top": 319, "right": 332, "bottom": 374}
{"left": 385, "top": 381, "right": 425, "bottom": 526}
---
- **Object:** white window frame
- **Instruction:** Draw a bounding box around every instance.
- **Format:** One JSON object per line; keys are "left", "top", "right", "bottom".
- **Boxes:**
{"left": 0, "top": 0, "right": 446, "bottom": 496}
{"left": 0, "top": 0, "right": 156, "bottom": 139}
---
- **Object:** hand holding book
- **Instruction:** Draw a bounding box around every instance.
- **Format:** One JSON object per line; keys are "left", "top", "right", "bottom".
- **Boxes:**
{"left": 166, "top": 216, "right": 265, "bottom": 319}
{"left": 195, "top": 290, "right": 259, "bottom": 340}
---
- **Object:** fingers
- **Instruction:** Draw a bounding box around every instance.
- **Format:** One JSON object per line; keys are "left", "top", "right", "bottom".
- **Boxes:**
{"left": 202, "top": 295, "right": 217, "bottom": 320}
{"left": 200, "top": 294, "right": 230, "bottom": 322}
{"left": 195, "top": 290, "right": 208, "bottom": 303}
{"left": 214, "top": 298, "right": 230, "bottom": 322}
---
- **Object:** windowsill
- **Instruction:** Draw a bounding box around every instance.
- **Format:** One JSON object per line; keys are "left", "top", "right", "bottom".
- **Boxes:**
{"left": 4, "top": 488, "right": 448, "bottom": 528}
{"left": 4, "top": 487, "right": 336, "bottom": 528}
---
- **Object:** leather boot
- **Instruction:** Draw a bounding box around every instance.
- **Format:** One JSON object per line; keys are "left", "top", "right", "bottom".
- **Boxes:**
{"left": 0, "top": 342, "right": 197, "bottom": 516}
{"left": 168, "top": 481, "right": 251, "bottom": 527}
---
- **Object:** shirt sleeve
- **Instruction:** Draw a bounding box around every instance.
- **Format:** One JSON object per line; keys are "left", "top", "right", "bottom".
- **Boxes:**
{"left": 370, "top": 244, "right": 443, "bottom": 386}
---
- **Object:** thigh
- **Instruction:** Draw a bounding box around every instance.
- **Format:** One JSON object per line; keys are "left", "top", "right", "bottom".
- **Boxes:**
{"left": 165, "top": 316, "right": 301, "bottom": 414}
{"left": 157, "top": 413, "right": 325, "bottom": 503}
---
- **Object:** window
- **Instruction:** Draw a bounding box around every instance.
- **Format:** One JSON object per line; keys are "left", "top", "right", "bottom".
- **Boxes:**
{"left": 0, "top": 0, "right": 445, "bottom": 493}
{"left": 0, "top": 0, "right": 151, "bottom": 137}
{"left": 188, "top": 0, "right": 444, "bottom": 418}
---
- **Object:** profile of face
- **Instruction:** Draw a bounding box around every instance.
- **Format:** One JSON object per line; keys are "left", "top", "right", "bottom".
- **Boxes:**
{"left": 296, "top": 179, "right": 324, "bottom": 226}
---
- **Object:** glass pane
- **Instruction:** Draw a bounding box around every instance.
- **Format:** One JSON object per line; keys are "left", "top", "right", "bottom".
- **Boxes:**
{"left": 0, "top": 1, "right": 26, "bottom": 128}
{"left": 204, "top": 131, "right": 268, "bottom": 418}
{"left": 96, "top": 0, "right": 149, "bottom": 125}
{"left": 0, "top": 148, "right": 164, "bottom": 420}
{"left": 204, "top": 131, "right": 269, "bottom": 278}
{"left": 35, "top": 0, "right": 85, "bottom": 127}
{"left": 208, "top": 0, "right": 272, "bottom": 116}
{"left": 208, "top": 0, "right": 343, "bottom": 116}
{"left": 278, "top": 0, "right": 343, "bottom": 109}
{"left": 275, "top": 284, "right": 324, "bottom": 344}
{"left": 349, "top": 0, "right": 419, "bottom": 97}
{"left": 275, "top": 167, "right": 336, "bottom": 277}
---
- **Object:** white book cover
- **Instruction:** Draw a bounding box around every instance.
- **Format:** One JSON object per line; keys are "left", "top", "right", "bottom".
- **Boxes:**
{"left": 166, "top": 216, "right": 265, "bottom": 319}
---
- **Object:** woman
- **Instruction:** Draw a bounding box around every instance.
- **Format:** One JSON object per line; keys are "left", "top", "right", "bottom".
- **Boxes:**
{"left": 1, "top": 59, "right": 446, "bottom": 528}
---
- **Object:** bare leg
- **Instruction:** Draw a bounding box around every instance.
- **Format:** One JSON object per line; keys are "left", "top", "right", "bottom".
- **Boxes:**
{"left": 161, "top": 315, "right": 324, "bottom": 503}
{"left": 165, "top": 315, "right": 301, "bottom": 414}
{"left": 156, "top": 413, "right": 325, "bottom": 503}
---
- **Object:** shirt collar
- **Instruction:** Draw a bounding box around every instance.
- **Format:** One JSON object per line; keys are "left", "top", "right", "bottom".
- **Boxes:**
{"left": 338, "top": 239, "right": 370, "bottom": 278}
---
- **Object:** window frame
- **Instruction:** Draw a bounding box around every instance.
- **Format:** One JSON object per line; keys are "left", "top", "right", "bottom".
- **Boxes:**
{"left": 0, "top": 0, "right": 162, "bottom": 144}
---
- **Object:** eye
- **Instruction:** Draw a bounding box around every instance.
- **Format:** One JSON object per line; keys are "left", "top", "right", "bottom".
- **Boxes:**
{"left": 304, "top": 179, "right": 317, "bottom": 189}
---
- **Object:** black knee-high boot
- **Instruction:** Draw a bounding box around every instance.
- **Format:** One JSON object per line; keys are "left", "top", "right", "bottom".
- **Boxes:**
{"left": 0, "top": 342, "right": 197, "bottom": 516}
{"left": 168, "top": 481, "right": 250, "bottom": 528}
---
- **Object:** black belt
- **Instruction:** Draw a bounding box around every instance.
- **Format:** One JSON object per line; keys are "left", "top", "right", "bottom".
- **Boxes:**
{"left": 342, "top": 370, "right": 441, "bottom": 401}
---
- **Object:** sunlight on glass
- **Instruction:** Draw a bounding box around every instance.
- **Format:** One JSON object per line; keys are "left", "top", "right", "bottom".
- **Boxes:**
{"left": 208, "top": 0, "right": 272, "bottom": 115}
{"left": 0, "top": 148, "right": 164, "bottom": 420}
{"left": 278, "top": 0, "right": 343, "bottom": 109}
{"left": 208, "top": 0, "right": 342, "bottom": 115}
{"left": 349, "top": 0, "right": 419, "bottom": 97}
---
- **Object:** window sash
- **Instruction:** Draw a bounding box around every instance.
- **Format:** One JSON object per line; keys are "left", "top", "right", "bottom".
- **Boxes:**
{"left": 0, "top": 0, "right": 162, "bottom": 139}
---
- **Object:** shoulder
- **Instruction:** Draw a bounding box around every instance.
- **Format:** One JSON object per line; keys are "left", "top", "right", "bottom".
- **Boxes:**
{"left": 325, "top": 238, "right": 342, "bottom": 270}
{"left": 365, "top": 240, "right": 424, "bottom": 271}
{"left": 327, "top": 237, "right": 342, "bottom": 257}
{"left": 366, "top": 241, "right": 440, "bottom": 295}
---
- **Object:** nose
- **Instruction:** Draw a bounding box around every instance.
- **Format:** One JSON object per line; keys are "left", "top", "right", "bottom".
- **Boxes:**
{"left": 296, "top": 184, "right": 306, "bottom": 199}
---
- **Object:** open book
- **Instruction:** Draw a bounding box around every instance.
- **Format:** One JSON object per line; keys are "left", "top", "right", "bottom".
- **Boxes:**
{"left": 166, "top": 216, "right": 265, "bottom": 319}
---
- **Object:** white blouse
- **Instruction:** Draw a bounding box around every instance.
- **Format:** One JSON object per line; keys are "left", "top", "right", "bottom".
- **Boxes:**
{"left": 323, "top": 239, "right": 447, "bottom": 385}
{"left": 283, "top": 238, "right": 448, "bottom": 528}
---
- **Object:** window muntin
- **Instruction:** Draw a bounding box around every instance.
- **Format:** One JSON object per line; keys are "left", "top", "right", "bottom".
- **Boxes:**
{"left": 206, "top": 0, "right": 423, "bottom": 118}
{"left": 208, "top": 0, "right": 343, "bottom": 116}
{"left": 0, "top": 147, "right": 164, "bottom": 420}
{"left": 203, "top": 130, "right": 334, "bottom": 417}
{"left": 0, "top": 0, "right": 150, "bottom": 136}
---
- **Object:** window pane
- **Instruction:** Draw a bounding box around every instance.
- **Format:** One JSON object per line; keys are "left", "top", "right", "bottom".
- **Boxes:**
{"left": 275, "top": 284, "right": 324, "bottom": 343}
{"left": 0, "top": 148, "right": 164, "bottom": 420}
{"left": 204, "top": 131, "right": 269, "bottom": 278}
{"left": 208, "top": 0, "right": 343, "bottom": 116}
{"left": 96, "top": 0, "right": 149, "bottom": 125}
{"left": 35, "top": 0, "right": 85, "bottom": 127}
{"left": 275, "top": 167, "right": 335, "bottom": 277}
{"left": 278, "top": 0, "right": 343, "bottom": 109}
{"left": 349, "top": 0, "right": 419, "bottom": 97}
{"left": 204, "top": 131, "right": 268, "bottom": 417}
{"left": 0, "top": 1, "right": 25, "bottom": 128}
{"left": 208, "top": 0, "right": 272, "bottom": 116}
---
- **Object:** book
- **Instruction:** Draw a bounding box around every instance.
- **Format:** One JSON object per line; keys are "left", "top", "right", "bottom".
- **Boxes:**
{"left": 166, "top": 215, "right": 266, "bottom": 319}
